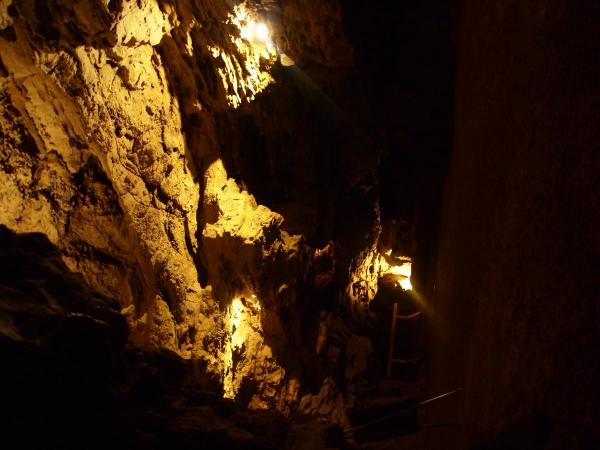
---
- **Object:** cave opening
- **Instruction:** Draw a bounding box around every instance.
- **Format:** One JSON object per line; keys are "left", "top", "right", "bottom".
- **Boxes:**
{"left": 1, "top": 0, "right": 599, "bottom": 449}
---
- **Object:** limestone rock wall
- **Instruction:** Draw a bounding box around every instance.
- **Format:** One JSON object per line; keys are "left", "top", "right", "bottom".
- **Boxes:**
{"left": 0, "top": 224, "right": 293, "bottom": 450}
{"left": 0, "top": 0, "right": 377, "bottom": 421}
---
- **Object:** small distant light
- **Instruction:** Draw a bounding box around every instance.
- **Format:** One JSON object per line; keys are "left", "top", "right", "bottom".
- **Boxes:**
{"left": 251, "top": 294, "right": 256, "bottom": 298}
{"left": 254, "top": 22, "right": 270, "bottom": 43}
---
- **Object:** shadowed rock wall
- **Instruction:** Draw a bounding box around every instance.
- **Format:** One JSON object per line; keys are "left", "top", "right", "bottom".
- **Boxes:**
{"left": 0, "top": 225, "right": 292, "bottom": 450}
{"left": 427, "top": 1, "right": 600, "bottom": 448}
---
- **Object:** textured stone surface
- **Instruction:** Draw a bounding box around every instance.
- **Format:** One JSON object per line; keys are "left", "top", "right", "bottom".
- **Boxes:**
{"left": 0, "top": 225, "right": 295, "bottom": 450}
{"left": 0, "top": 0, "right": 382, "bottom": 423}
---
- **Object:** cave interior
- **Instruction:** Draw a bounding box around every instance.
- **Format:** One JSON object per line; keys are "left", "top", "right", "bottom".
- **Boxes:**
{"left": 0, "top": 0, "right": 598, "bottom": 449}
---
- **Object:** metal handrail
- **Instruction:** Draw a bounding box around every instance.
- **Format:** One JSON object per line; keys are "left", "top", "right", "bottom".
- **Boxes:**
{"left": 347, "top": 387, "right": 464, "bottom": 433}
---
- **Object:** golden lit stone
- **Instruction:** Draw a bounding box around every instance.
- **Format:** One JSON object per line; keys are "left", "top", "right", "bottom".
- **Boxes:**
{"left": 379, "top": 253, "right": 413, "bottom": 291}
{"left": 214, "top": 3, "right": 278, "bottom": 108}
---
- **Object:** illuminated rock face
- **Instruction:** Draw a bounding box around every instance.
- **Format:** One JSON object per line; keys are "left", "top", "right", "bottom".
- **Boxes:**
{"left": 0, "top": 0, "right": 376, "bottom": 421}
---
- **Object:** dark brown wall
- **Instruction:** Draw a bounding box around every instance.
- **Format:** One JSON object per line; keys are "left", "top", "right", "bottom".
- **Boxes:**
{"left": 426, "top": 1, "right": 600, "bottom": 448}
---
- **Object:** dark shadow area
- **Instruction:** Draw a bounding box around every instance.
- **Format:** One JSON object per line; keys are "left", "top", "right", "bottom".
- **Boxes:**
{"left": 341, "top": 0, "right": 455, "bottom": 296}
{"left": 216, "top": 64, "right": 349, "bottom": 246}
{"left": 3, "top": 1, "right": 598, "bottom": 449}
{"left": 425, "top": 1, "right": 600, "bottom": 449}
{"left": 473, "top": 416, "right": 600, "bottom": 450}
{"left": 0, "top": 225, "right": 289, "bottom": 450}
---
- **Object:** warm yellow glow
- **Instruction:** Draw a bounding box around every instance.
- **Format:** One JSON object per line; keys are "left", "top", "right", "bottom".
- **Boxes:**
{"left": 397, "top": 277, "right": 413, "bottom": 290}
{"left": 384, "top": 249, "right": 393, "bottom": 256}
{"left": 223, "top": 297, "right": 246, "bottom": 398}
{"left": 239, "top": 20, "right": 271, "bottom": 45}
{"left": 280, "top": 53, "right": 296, "bottom": 67}
{"left": 219, "top": 5, "right": 276, "bottom": 108}
{"left": 230, "top": 297, "right": 247, "bottom": 350}
{"left": 389, "top": 263, "right": 411, "bottom": 278}
{"left": 255, "top": 22, "right": 270, "bottom": 43}
{"left": 222, "top": 294, "right": 263, "bottom": 399}
{"left": 240, "top": 21, "right": 254, "bottom": 41}
{"left": 379, "top": 255, "right": 412, "bottom": 291}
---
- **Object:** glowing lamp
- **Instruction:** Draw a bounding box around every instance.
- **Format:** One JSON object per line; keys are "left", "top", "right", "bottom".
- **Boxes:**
{"left": 240, "top": 21, "right": 271, "bottom": 44}
{"left": 254, "top": 22, "right": 270, "bottom": 42}
{"left": 397, "top": 278, "right": 413, "bottom": 291}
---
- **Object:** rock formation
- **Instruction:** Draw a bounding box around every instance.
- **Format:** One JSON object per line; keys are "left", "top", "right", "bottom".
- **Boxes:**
{"left": 0, "top": 224, "right": 294, "bottom": 449}
{"left": 0, "top": 0, "right": 381, "bottom": 426}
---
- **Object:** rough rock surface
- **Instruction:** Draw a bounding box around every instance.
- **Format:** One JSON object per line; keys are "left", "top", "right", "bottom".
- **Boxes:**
{"left": 0, "top": 0, "right": 381, "bottom": 423}
{"left": 0, "top": 224, "right": 296, "bottom": 450}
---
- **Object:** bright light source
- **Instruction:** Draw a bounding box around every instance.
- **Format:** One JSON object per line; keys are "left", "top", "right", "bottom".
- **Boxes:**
{"left": 379, "top": 254, "right": 412, "bottom": 291}
{"left": 240, "top": 21, "right": 255, "bottom": 41}
{"left": 389, "top": 263, "right": 411, "bottom": 278}
{"left": 254, "top": 22, "right": 270, "bottom": 42}
{"left": 240, "top": 20, "right": 270, "bottom": 44}
{"left": 397, "top": 278, "right": 413, "bottom": 291}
